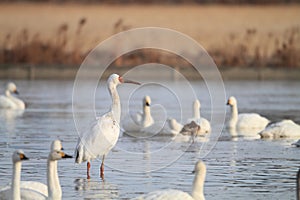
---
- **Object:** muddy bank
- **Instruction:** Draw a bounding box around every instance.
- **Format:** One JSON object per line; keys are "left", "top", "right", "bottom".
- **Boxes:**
{"left": 0, "top": 64, "right": 299, "bottom": 81}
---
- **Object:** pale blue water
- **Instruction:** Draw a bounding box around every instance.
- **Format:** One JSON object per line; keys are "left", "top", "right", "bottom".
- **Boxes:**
{"left": 0, "top": 79, "right": 300, "bottom": 199}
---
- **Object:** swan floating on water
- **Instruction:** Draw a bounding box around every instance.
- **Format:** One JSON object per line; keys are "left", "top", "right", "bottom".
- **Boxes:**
{"left": 161, "top": 118, "right": 183, "bottom": 135}
{"left": 0, "top": 82, "right": 25, "bottom": 110}
{"left": 226, "top": 96, "right": 269, "bottom": 137}
{"left": 122, "top": 95, "right": 154, "bottom": 133}
{"left": 75, "top": 74, "right": 140, "bottom": 179}
{"left": 132, "top": 161, "right": 206, "bottom": 200}
{"left": 259, "top": 119, "right": 300, "bottom": 139}
{"left": 0, "top": 140, "right": 73, "bottom": 200}
{"left": 186, "top": 99, "right": 211, "bottom": 134}
{"left": 163, "top": 99, "right": 210, "bottom": 136}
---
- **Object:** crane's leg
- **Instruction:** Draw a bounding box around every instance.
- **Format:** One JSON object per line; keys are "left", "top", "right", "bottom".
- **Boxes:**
{"left": 100, "top": 155, "right": 105, "bottom": 180}
{"left": 87, "top": 161, "right": 91, "bottom": 179}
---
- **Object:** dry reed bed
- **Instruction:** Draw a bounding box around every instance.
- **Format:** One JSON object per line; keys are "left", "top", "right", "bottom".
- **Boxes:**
{"left": 0, "top": 4, "right": 299, "bottom": 68}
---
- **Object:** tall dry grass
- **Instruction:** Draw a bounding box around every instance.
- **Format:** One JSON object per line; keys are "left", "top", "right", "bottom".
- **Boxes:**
{"left": 0, "top": 18, "right": 299, "bottom": 68}
{"left": 0, "top": 17, "right": 88, "bottom": 65}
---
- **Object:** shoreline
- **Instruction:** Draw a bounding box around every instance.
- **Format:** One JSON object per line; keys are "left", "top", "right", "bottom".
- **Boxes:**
{"left": 1, "top": 64, "right": 299, "bottom": 81}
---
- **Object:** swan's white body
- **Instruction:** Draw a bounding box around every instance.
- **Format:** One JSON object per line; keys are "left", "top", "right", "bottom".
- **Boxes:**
{"left": 161, "top": 118, "right": 183, "bottom": 135}
{"left": 75, "top": 74, "right": 140, "bottom": 179}
{"left": 132, "top": 161, "right": 206, "bottom": 200}
{"left": 227, "top": 96, "right": 269, "bottom": 137}
{"left": 186, "top": 100, "right": 211, "bottom": 134}
{"left": 260, "top": 120, "right": 300, "bottom": 139}
{"left": 0, "top": 82, "right": 25, "bottom": 110}
{"left": 122, "top": 96, "right": 154, "bottom": 133}
{"left": 169, "top": 119, "right": 183, "bottom": 135}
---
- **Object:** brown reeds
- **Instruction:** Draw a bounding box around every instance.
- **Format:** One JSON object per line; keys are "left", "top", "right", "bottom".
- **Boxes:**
{"left": 0, "top": 22, "right": 299, "bottom": 68}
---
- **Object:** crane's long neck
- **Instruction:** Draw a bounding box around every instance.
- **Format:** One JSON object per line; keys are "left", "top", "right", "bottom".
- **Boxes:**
{"left": 47, "top": 159, "right": 61, "bottom": 200}
{"left": 11, "top": 162, "right": 21, "bottom": 200}
{"left": 229, "top": 103, "right": 238, "bottom": 127}
{"left": 192, "top": 170, "right": 206, "bottom": 200}
{"left": 109, "top": 84, "right": 121, "bottom": 123}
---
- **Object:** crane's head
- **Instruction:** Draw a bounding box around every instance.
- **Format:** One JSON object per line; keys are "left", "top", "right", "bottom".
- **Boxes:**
{"left": 108, "top": 74, "right": 141, "bottom": 87}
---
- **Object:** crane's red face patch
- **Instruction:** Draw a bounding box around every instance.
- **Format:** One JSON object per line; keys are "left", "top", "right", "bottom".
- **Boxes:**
{"left": 118, "top": 77, "right": 124, "bottom": 83}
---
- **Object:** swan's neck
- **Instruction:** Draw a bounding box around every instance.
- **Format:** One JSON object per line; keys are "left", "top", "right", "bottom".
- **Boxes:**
{"left": 229, "top": 104, "right": 238, "bottom": 127}
{"left": 193, "top": 107, "right": 200, "bottom": 119}
{"left": 109, "top": 84, "right": 121, "bottom": 123}
{"left": 11, "top": 162, "right": 21, "bottom": 200}
{"left": 47, "top": 159, "right": 61, "bottom": 200}
{"left": 5, "top": 90, "right": 25, "bottom": 109}
{"left": 5, "top": 90, "right": 11, "bottom": 97}
{"left": 192, "top": 170, "right": 206, "bottom": 200}
{"left": 142, "top": 106, "right": 153, "bottom": 127}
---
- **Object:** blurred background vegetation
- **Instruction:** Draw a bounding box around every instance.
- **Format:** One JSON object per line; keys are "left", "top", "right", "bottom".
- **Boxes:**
{"left": 0, "top": 0, "right": 299, "bottom": 70}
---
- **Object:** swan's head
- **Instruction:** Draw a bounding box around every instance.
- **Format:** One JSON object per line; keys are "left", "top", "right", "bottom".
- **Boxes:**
{"left": 108, "top": 74, "right": 140, "bottom": 88}
{"left": 6, "top": 82, "right": 19, "bottom": 94}
{"left": 143, "top": 95, "right": 151, "bottom": 107}
{"left": 12, "top": 150, "right": 29, "bottom": 163}
{"left": 193, "top": 99, "right": 201, "bottom": 109}
{"left": 51, "top": 140, "right": 64, "bottom": 151}
{"left": 227, "top": 96, "right": 237, "bottom": 106}
{"left": 168, "top": 118, "right": 178, "bottom": 127}
{"left": 49, "top": 150, "right": 73, "bottom": 161}
{"left": 193, "top": 160, "right": 206, "bottom": 175}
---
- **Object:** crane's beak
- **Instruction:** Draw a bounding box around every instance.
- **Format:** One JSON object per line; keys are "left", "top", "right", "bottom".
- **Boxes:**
{"left": 119, "top": 77, "right": 141, "bottom": 85}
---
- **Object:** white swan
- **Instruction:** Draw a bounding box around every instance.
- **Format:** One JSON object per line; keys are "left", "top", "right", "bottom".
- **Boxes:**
{"left": 122, "top": 95, "right": 154, "bottom": 133}
{"left": 1, "top": 140, "right": 72, "bottom": 200}
{"left": 226, "top": 96, "right": 269, "bottom": 137}
{"left": 132, "top": 161, "right": 206, "bottom": 200}
{"left": 187, "top": 99, "right": 211, "bottom": 134}
{"left": 75, "top": 74, "right": 140, "bottom": 179}
{"left": 0, "top": 82, "right": 25, "bottom": 110}
{"left": 259, "top": 119, "right": 300, "bottom": 139}
{"left": 0, "top": 150, "right": 29, "bottom": 200}
{"left": 162, "top": 118, "right": 184, "bottom": 135}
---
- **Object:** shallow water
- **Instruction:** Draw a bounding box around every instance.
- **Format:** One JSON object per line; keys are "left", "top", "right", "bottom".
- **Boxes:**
{"left": 0, "top": 79, "right": 300, "bottom": 199}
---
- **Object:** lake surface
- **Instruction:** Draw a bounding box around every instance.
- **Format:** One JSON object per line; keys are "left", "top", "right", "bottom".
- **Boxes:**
{"left": 0, "top": 79, "right": 300, "bottom": 199}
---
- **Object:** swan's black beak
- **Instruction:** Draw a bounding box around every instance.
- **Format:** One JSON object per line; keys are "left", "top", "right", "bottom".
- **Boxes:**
{"left": 20, "top": 154, "right": 29, "bottom": 160}
{"left": 62, "top": 153, "right": 73, "bottom": 159}
{"left": 226, "top": 101, "right": 230, "bottom": 105}
{"left": 14, "top": 90, "right": 19, "bottom": 95}
{"left": 146, "top": 102, "right": 150, "bottom": 106}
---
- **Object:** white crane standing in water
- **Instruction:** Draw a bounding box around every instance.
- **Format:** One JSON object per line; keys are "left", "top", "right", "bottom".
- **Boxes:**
{"left": 75, "top": 74, "right": 140, "bottom": 179}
